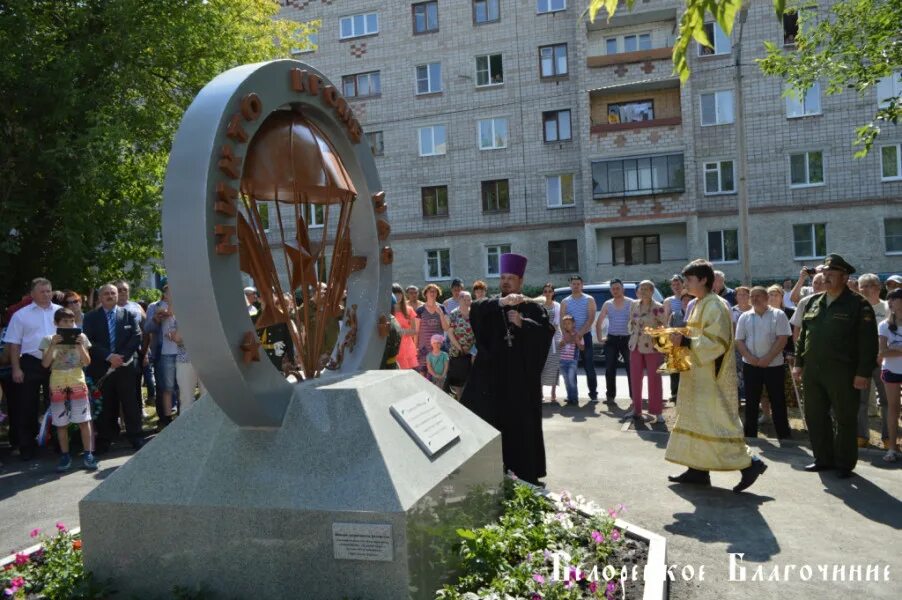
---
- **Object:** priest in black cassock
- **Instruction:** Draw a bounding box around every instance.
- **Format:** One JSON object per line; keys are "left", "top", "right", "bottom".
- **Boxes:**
{"left": 460, "top": 253, "right": 555, "bottom": 484}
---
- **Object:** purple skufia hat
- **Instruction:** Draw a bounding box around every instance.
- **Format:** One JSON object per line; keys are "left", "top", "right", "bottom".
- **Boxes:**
{"left": 499, "top": 253, "right": 527, "bottom": 278}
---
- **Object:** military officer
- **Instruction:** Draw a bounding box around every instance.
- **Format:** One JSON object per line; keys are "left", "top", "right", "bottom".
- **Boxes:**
{"left": 792, "top": 254, "right": 878, "bottom": 478}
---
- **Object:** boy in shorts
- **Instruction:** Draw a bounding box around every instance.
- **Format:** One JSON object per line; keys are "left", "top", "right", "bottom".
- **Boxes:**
{"left": 40, "top": 308, "right": 98, "bottom": 471}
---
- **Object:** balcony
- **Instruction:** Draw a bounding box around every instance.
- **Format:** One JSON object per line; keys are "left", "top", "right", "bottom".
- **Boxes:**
{"left": 589, "top": 79, "right": 681, "bottom": 134}
{"left": 587, "top": 46, "right": 672, "bottom": 68}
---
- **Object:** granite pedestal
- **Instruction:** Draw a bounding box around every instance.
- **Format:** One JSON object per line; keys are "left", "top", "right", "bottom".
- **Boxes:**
{"left": 79, "top": 370, "right": 502, "bottom": 599}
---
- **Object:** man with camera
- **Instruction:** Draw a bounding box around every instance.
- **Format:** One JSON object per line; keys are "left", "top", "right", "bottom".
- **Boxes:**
{"left": 793, "top": 254, "right": 877, "bottom": 478}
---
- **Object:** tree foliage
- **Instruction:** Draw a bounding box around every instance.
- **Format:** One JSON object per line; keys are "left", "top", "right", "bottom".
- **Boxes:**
{"left": 586, "top": 0, "right": 899, "bottom": 156}
{"left": 0, "top": 0, "right": 315, "bottom": 304}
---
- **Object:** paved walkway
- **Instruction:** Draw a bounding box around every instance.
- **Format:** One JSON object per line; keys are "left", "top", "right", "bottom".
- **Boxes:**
{"left": 1, "top": 372, "right": 899, "bottom": 600}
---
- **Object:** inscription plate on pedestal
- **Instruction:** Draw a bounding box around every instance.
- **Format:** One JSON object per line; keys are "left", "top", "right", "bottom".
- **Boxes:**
{"left": 390, "top": 392, "right": 460, "bottom": 457}
{"left": 332, "top": 523, "right": 393, "bottom": 562}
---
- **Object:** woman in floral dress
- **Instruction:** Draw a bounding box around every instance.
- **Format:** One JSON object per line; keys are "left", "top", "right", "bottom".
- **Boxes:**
{"left": 627, "top": 280, "right": 666, "bottom": 421}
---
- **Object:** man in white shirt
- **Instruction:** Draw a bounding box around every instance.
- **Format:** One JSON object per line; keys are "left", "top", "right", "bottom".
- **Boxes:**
{"left": 735, "top": 286, "right": 792, "bottom": 440}
{"left": 856, "top": 273, "right": 889, "bottom": 446}
{"left": 2, "top": 277, "right": 63, "bottom": 460}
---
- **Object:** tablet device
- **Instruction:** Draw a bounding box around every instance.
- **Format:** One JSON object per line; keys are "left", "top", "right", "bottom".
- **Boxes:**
{"left": 57, "top": 328, "right": 82, "bottom": 345}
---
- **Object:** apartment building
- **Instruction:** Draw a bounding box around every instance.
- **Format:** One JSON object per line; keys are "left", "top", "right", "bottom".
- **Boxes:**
{"left": 275, "top": 0, "right": 902, "bottom": 287}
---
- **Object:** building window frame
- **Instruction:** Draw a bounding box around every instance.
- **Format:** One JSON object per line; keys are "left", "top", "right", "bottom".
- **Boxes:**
{"left": 421, "top": 185, "right": 449, "bottom": 218}
{"left": 473, "top": 0, "right": 500, "bottom": 24}
{"left": 424, "top": 248, "right": 452, "bottom": 281}
{"left": 591, "top": 153, "right": 685, "bottom": 198}
{"left": 885, "top": 218, "right": 902, "bottom": 255}
{"left": 481, "top": 179, "right": 510, "bottom": 213}
{"left": 612, "top": 235, "right": 661, "bottom": 266}
{"left": 539, "top": 43, "right": 568, "bottom": 78}
{"left": 697, "top": 21, "right": 730, "bottom": 56}
{"left": 365, "top": 131, "right": 384, "bottom": 157}
{"left": 477, "top": 117, "right": 509, "bottom": 150}
{"left": 786, "top": 82, "right": 822, "bottom": 118}
{"left": 606, "top": 99, "right": 654, "bottom": 124}
{"left": 412, "top": 1, "right": 439, "bottom": 35}
{"left": 537, "top": 0, "right": 566, "bottom": 15}
{"left": 418, "top": 125, "right": 447, "bottom": 157}
{"left": 339, "top": 13, "right": 378, "bottom": 40}
{"left": 485, "top": 244, "right": 512, "bottom": 277}
{"left": 342, "top": 71, "right": 381, "bottom": 99}
{"left": 542, "top": 109, "right": 572, "bottom": 142}
{"left": 548, "top": 239, "right": 579, "bottom": 273}
{"left": 707, "top": 229, "right": 739, "bottom": 263}
{"left": 877, "top": 70, "right": 902, "bottom": 109}
{"left": 306, "top": 204, "right": 325, "bottom": 229}
{"left": 880, "top": 144, "right": 902, "bottom": 182}
{"left": 792, "top": 223, "right": 827, "bottom": 259}
{"left": 699, "top": 90, "right": 734, "bottom": 126}
{"left": 546, "top": 174, "right": 575, "bottom": 208}
{"left": 703, "top": 159, "right": 736, "bottom": 195}
{"left": 605, "top": 32, "right": 652, "bottom": 55}
{"left": 415, "top": 63, "right": 442, "bottom": 95}
{"left": 789, "top": 150, "right": 825, "bottom": 188}
{"left": 475, "top": 53, "right": 504, "bottom": 87}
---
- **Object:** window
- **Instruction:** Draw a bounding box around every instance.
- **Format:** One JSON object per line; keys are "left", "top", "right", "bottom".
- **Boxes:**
{"left": 290, "top": 22, "right": 319, "bottom": 54}
{"left": 543, "top": 110, "right": 571, "bottom": 142}
{"left": 612, "top": 235, "right": 660, "bottom": 265}
{"left": 605, "top": 33, "right": 652, "bottom": 54}
{"left": 425, "top": 249, "right": 451, "bottom": 280}
{"left": 881, "top": 144, "right": 902, "bottom": 181}
{"left": 792, "top": 223, "right": 826, "bottom": 259}
{"left": 342, "top": 71, "right": 381, "bottom": 98}
{"left": 539, "top": 44, "right": 568, "bottom": 78}
{"left": 421, "top": 186, "right": 449, "bottom": 217}
{"left": 481, "top": 179, "right": 510, "bottom": 212}
{"left": 537, "top": 0, "right": 566, "bottom": 14}
{"left": 783, "top": 11, "right": 799, "bottom": 45}
{"left": 591, "top": 154, "right": 685, "bottom": 197}
{"left": 789, "top": 151, "right": 824, "bottom": 187}
{"left": 707, "top": 230, "right": 739, "bottom": 262}
{"left": 698, "top": 22, "right": 730, "bottom": 56}
{"left": 259, "top": 202, "right": 270, "bottom": 232}
{"left": 549, "top": 240, "right": 578, "bottom": 273}
{"left": 476, "top": 54, "right": 504, "bottom": 86}
{"left": 486, "top": 244, "right": 512, "bottom": 276}
{"left": 876, "top": 71, "right": 901, "bottom": 109}
{"left": 339, "top": 13, "right": 378, "bottom": 40}
{"left": 786, "top": 82, "right": 821, "bottom": 117}
{"left": 365, "top": 131, "right": 384, "bottom": 156}
{"left": 703, "top": 160, "right": 735, "bottom": 194}
{"left": 418, "top": 125, "right": 447, "bottom": 156}
{"left": 886, "top": 218, "right": 902, "bottom": 254}
{"left": 413, "top": 2, "right": 439, "bottom": 34}
{"left": 478, "top": 118, "right": 509, "bottom": 150}
{"left": 700, "top": 91, "right": 734, "bottom": 125}
{"left": 416, "top": 63, "right": 442, "bottom": 95}
{"left": 306, "top": 204, "right": 325, "bottom": 228}
{"left": 606, "top": 100, "right": 654, "bottom": 124}
{"left": 474, "top": 0, "right": 500, "bottom": 24}
{"left": 546, "top": 174, "right": 575, "bottom": 207}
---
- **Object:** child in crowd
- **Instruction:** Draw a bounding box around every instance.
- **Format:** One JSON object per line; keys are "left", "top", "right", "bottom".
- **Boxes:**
{"left": 559, "top": 315, "right": 584, "bottom": 405}
{"left": 426, "top": 333, "right": 449, "bottom": 390}
{"left": 878, "top": 288, "right": 902, "bottom": 463}
{"left": 39, "top": 308, "right": 98, "bottom": 472}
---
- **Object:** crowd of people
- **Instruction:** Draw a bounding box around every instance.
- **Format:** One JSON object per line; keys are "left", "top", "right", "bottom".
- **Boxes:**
{"left": 1, "top": 256, "right": 900, "bottom": 483}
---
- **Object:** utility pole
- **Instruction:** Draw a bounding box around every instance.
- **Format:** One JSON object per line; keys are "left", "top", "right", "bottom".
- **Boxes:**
{"left": 734, "top": 3, "right": 752, "bottom": 285}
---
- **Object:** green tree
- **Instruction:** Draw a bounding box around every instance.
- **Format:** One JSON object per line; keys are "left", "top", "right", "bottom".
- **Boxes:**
{"left": 0, "top": 0, "right": 316, "bottom": 304}
{"left": 586, "top": 0, "right": 900, "bottom": 156}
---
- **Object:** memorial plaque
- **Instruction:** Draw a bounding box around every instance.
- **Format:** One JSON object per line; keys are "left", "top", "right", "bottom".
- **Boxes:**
{"left": 332, "top": 522, "right": 393, "bottom": 562}
{"left": 390, "top": 392, "right": 460, "bottom": 457}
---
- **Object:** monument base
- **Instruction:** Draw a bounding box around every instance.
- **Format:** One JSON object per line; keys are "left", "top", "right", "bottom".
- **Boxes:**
{"left": 79, "top": 370, "right": 502, "bottom": 599}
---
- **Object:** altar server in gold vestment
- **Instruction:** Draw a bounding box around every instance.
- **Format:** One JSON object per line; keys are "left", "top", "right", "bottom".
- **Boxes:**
{"left": 665, "top": 259, "right": 767, "bottom": 493}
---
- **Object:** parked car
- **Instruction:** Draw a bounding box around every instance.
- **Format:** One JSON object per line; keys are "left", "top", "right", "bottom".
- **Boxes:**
{"left": 553, "top": 281, "right": 665, "bottom": 365}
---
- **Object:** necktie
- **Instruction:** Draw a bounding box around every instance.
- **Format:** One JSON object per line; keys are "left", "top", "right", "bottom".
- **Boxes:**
{"left": 107, "top": 309, "right": 117, "bottom": 350}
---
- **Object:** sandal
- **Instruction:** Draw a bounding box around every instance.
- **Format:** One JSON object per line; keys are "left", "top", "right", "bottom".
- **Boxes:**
{"left": 883, "top": 450, "right": 898, "bottom": 463}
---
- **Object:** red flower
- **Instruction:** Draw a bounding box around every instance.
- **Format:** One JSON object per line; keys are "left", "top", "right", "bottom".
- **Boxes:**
{"left": 14, "top": 553, "right": 27, "bottom": 566}
{"left": 72, "top": 539, "right": 82, "bottom": 551}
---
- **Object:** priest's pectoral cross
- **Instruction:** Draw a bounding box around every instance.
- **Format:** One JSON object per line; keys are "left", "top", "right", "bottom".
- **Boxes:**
{"left": 504, "top": 328, "right": 514, "bottom": 347}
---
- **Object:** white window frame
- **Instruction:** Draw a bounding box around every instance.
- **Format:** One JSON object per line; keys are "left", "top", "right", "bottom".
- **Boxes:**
{"left": 424, "top": 248, "right": 451, "bottom": 281}
{"left": 706, "top": 229, "right": 739, "bottom": 263}
{"left": 475, "top": 53, "right": 504, "bottom": 87}
{"left": 605, "top": 32, "right": 652, "bottom": 55}
{"left": 365, "top": 131, "right": 384, "bottom": 157}
{"left": 700, "top": 90, "right": 734, "bottom": 126}
{"left": 306, "top": 204, "right": 325, "bottom": 229}
{"left": 537, "top": 0, "right": 566, "bottom": 14}
{"left": 418, "top": 125, "right": 447, "bottom": 157}
{"left": 477, "top": 117, "right": 509, "bottom": 150}
{"left": 792, "top": 223, "right": 827, "bottom": 260}
{"left": 545, "top": 174, "right": 575, "bottom": 208}
{"left": 703, "top": 160, "right": 736, "bottom": 195}
{"left": 258, "top": 202, "right": 271, "bottom": 233}
{"left": 290, "top": 23, "right": 318, "bottom": 55}
{"left": 697, "top": 22, "right": 730, "bottom": 56}
{"left": 876, "top": 71, "right": 902, "bottom": 109}
{"left": 339, "top": 13, "right": 378, "bottom": 40}
{"left": 485, "top": 244, "right": 512, "bottom": 277}
{"left": 416, "top": 62, "right": 442, "bottom": 95}
{"left": 880, "top": 144, "right": 902, "bottom": 182}
{"left": 786, "top": 82, "right": 822, "bottom": 118}
{"left": 885, "top": 218, "right": 902, "bottom": 255}
{"left": 789, "top": 151, "right": 825, "bottom": 188}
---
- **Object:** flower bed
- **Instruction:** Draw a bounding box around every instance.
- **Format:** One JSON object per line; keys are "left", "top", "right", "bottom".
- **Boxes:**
{"left": 437, "top": 481, "right": 651, "bottom": 600}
